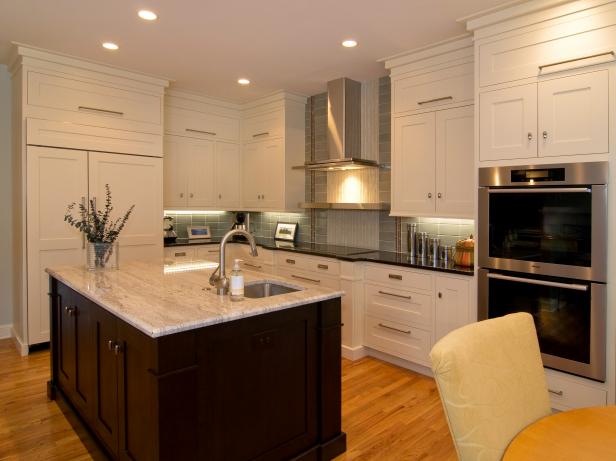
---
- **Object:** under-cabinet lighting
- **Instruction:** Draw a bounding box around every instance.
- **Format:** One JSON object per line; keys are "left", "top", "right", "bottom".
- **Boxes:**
{"left": 238, "top": 78, "right": 250, "bottom": 85}
{"left": 138, "top": 9, "right": 158, "bottom": 21}
{"left": 342, "top": 39, "right": 358, "bottom": 48}
{"left": 164, "top": 261, "right": 218, "bottom": 274}
{"left": 164, "top": 210, "right": 227, "bottom": 215}
{"left": 102, "top": 42, "right": 119, "bottom": 50}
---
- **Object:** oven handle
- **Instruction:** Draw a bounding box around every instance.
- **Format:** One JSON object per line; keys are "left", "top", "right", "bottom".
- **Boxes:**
{"left": 487, "top": 273, "right": 589, "bottom": 291}
{"left": 488, "top": 187, "right": 591, "bottom": 194}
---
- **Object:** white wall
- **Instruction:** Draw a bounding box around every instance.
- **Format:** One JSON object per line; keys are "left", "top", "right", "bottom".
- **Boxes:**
{"left": 0, "top": 64, "right": 12, "bottom": 335}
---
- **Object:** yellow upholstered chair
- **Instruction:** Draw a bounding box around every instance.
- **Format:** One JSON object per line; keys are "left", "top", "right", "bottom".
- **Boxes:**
{"left": 430, "top": 312, "right": 551, "bottom": 461}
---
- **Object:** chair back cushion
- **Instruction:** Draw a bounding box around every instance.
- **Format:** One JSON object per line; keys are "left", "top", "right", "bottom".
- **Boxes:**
{"left": 430, "top": 312, "right": 551, "bottom": 461}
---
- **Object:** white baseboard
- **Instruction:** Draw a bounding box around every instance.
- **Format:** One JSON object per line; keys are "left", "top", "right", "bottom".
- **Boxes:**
{"left": 0, "top": 323, "right": 12, "bottom": 340}
{"left": 365, "top": 347, "right": 433, "bottom": 378}
{"left": 11, "top": 328, "right": 29, "bottom": 356}
{"left": 341, "top": 344, "right": 367, "bottom": 361}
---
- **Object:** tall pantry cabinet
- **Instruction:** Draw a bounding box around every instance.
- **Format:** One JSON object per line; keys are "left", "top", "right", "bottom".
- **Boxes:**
{"left": 11, "top": 45, "right": 168, "bottom": 351}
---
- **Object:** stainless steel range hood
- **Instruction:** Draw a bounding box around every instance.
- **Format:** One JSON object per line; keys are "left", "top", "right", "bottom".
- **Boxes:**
{"left": 302, "top": 77, "right": 379, "bottom": 171}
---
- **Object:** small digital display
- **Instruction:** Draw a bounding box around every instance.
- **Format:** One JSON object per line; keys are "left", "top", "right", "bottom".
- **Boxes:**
{"left": 511, "top": 168, "right": 565, "bottom": 182}
{"left": 191, "top": 228, "right": 209, "bottom": 235}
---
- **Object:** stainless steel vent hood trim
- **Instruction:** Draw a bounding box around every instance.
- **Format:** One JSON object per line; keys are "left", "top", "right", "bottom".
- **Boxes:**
{"left": 300, "top": 77, "right": 380, "bottom": 171}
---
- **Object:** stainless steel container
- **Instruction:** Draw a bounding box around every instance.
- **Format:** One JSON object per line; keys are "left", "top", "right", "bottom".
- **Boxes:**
{"left": 429, "top": 237, "right": 441, "bottom": 261}
{"left": 407, "top": 223, "right": 417, "bottom": 258}
{"left": 416, "top": 232, "right": 428, "bottom": 259}
{"left": 440, "top": 245, "right": 454, "bottom": 263}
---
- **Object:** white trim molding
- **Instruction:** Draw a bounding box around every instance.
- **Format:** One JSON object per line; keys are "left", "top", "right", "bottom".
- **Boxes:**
{"left": 11, "top": 328, "right": 28, "bottom": 356}
{"left": 341, "top": 345, "right": 367, "bottom": 361}
{"left": 0, "top": 323, "right": 12, "bottom": 340}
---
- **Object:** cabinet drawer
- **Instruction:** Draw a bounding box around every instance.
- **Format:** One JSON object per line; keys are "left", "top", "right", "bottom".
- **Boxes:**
{"left": 194, "top": 245, "right": 220, "bottom": 262}
{"left": 545, "top": 370, "right": 607, "bottom": 411}
{"left": 164, "top": 246, "right": 196, "bottom": 261}
{"left": 232, "top": 244, "right": 274, "bottom": 266}
{"left": 365, "top": 315, "right": 431, "bottom": 366}
{"left": 165, "top": 106, "right": 239, "bottom": 141}
{"left": 277, "top": 268, "right": 340, "bottom": 290}
{"left": 393, "top": 62, "right": 473, "bottom": 114}
{"left": 241, "top": 110, "right": 283, "bottom": 141}
{"left": 27, "top": 71, "right": 162, "bottom": 128}
{"left": 365, "top": 283, "right": 433, "bottom": 329}
{"left": 479, "top": 13, "right": 616, "bottom": 87}
{"left": 276, "top": 252, "right": 340, "bottom": 276}
{"left": 365, "top": 264, "right": 433, "bottom": 292}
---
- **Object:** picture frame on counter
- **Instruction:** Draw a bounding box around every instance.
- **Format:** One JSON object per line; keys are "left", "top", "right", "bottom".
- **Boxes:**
{"left": 187, "top": 225, "right": 212, "bottom": 240}
{"left": 274, "top": 222, "right": 298, "bottom": 242}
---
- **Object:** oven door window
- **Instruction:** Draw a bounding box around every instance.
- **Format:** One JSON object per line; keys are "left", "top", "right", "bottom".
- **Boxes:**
{"left": 488, "top": 275, "right": 591, "bottom": 364}
{"left": 489, "top": 190, "right": 591, "bottom": 266}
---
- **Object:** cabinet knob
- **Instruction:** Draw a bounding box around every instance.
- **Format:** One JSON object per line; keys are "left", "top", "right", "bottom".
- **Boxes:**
{"left": 219, "top": 194, "right": 222, "bottom": 199}
{"left": 428, "top": 193, "right": 432, "bottom": 199}
{"left": 189, "top": 193, "right": 194, "bottom": 198}
{"left": 180, "top": 193, "right": 184, "bottom": 198}
{"left": 437, "top": 192, "right": 442, "bottom": 199}
{"left": 107, "top": 340, "right": 114, "bottom": 351}
{"left": 262, "top": 194, "right": 265, "bottom": 200}
{"left": 527, "top": 132, "right": 533, "bottom": 141}
{"left": 438, "top": 292, "right": 442, "bottom": 299}
{"left": 64, "top": 306, "right": 76, "bottom": 316}
{"left": 113, "top": 343, "right": 122, "bottom": 355}
{"left": 543, "top": 130, "right": 548, "bottom": 140}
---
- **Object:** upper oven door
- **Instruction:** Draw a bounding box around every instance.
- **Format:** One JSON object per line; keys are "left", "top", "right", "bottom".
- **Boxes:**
{"left": 478, "top": 185, "right": 607, "bottom": 282}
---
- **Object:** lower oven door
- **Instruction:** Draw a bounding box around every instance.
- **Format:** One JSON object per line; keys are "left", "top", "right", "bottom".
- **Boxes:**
{"left": 478, "top": 269, "right": 606, "bottom": 382}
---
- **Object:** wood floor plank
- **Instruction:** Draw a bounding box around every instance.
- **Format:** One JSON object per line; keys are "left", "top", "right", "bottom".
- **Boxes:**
{"left": 0, "top": 339, "right": 455, "bottom": 460}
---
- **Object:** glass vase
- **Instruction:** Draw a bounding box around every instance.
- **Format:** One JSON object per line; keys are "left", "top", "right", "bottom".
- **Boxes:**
{"left": 87, "top": 241, "right": 119, "bottom": 271}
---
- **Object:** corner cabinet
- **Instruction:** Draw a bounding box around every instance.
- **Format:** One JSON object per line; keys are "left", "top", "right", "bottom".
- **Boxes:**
{"left": 240, "top": 94, "right": 306, "bottom": 212}
{"left": 385, "top": 36, "right": 475, "bottom": 219}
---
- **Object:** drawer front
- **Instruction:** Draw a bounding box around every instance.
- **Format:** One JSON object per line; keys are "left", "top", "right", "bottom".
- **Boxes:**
{"left": 165, "top": 106, "right": 239, "bottom": 141}
{"left": 277, "top": 268, "right": 341, "bottom": 290}
{"left": 393, "top": 62, "right": 473, "bottom": 115}
{"left": 230, "top": 244, "right": 274, "bottom": 266}
{"left": 479, "top": 16, "right": 616, "bottom": 87}
{"left": 365, "top": 264, "right": 433, "bottom": 292}
{"left": 365, "top": 315, "right": 431, "bottom": 366}
{"left": 194, "top": 245, "right": 220, "bottom": 262}
{"left": 545, "top": 371, "right": 607, "bottom": 411}
{"left": 241, "top": 110, "right": 283, "bottom": 141}
{"left": 276, "top": 252, "right": 340, "bottom": 276}
{"left": 27, "top": 71, "right": 162, "bottom": 127}
{"left": 365, "top": 283, "right": 433, "bottom": 329}
{"left": 164, "top": 246, "right": 196, "bottom": 261}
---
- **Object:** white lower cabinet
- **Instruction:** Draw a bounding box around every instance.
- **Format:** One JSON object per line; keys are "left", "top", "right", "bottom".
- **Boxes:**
{"left": 545, "top": 369, "right": 607, "bottom": 411}
{"left": 434, "top": 274, "right": 472, "bottom": 343}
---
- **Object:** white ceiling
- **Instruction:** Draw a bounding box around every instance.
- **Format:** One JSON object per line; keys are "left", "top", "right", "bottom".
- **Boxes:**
{"left": 0, "top": 0, "right": 512, "bottom": 102}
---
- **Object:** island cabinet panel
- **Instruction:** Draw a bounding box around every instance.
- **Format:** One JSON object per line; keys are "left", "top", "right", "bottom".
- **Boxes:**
{"left": 50, "top": 278, "right": 345, "bottom": 461}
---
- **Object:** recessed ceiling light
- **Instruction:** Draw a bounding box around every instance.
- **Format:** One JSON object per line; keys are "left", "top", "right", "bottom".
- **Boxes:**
{"left": 102, "top": 42, "right": 119, "bottom": 50}
{"left": 138, "top": 10, "right": 158, "bottom": 21}
{"left": 342, "top": 39, "right": 358, "bottom": 48}
{"left": 238, "top": 78, "right": 250, "bottom": 85}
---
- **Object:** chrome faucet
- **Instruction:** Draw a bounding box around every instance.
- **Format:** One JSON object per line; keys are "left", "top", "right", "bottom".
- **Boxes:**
{"left": 209, "top": 229, "right": 258, "bottom": 295}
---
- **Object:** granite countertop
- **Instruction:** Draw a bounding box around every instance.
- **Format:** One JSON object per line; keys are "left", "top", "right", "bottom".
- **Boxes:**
{"left": 46, "top": 261, "right": 343, "bottom": 338}
{"left": 165, "top": 237, "right": 475, "bottom": 276}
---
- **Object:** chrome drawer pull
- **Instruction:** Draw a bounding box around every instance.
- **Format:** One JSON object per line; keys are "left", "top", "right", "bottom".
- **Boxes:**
{"left": 548, "top": 388, "right": 564, "bottom": 396}
{"left": 417, "top": 96, "right": 453, "bottom": 105}
{"left": 185, "top": 128, "right": 216, "bottom": 136}
{"left": 539, "top": 51, "right": 615, "bottom": 70}
{"left": 487, "top": 273, "right": 588, "bottom": 292}
{"left": 78, "top": 106, "right": 124, "bottom": 116}
{"left": 252, "top": 131, "right": 270, "bottom": 138}
{"left": 244, "top": 262, "right": 262, "bottom": 269}
{"left": 291, "top": 274, "right": 320, "bottom": 284}
{"left": 488, "top": 187, "right": 591, "bottom": 194}
{"left": 207, "top": 250, "right": 218, "bottom": 253}
{"left": 175, "top": 252, "right": 187, "bottom": 257}
{"left": 378, "top": 290, "right": 411, "bottom": 300}
{"left": 378, "top": 323, "right": 411, "bottom": 335}
{"left": 388, "top": 274, "right": 402, "bottom": 280}
{"left": 286, "top": 259, "right": 296, "bottom": 264}
{"left": 317, "top": 264, "right": 329, "bottom": 270}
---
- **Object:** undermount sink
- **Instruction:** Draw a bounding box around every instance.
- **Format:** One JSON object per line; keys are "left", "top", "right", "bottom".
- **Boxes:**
{"left": 244, "top": 281, "right": 302, "bottom": 299}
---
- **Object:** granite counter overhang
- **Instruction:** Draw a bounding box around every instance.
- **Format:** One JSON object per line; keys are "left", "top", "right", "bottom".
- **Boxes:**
{"left": 166, "top": 237, "right": 475, "bottom": 276}
{"left": 46, "top": 261, "right": 344, "bottom": 338}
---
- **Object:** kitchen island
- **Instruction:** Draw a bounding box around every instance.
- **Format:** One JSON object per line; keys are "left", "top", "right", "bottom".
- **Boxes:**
{"left": 46, "top": 260, "right": 346, "bottom": 461}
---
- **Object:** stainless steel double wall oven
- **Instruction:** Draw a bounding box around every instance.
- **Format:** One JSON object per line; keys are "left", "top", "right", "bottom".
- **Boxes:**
{"left": 478, "top": 162, "right": 608, "bottom": 381}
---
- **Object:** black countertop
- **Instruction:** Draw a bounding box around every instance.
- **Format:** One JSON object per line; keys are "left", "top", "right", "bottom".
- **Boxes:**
{"left": 165, "top": 237, "right": 474, "bottom": 276}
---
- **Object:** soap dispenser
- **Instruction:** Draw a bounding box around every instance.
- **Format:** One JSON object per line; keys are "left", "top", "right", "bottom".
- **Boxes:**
{"left": 229, "top": 259, "right": 244, "bottom": 301}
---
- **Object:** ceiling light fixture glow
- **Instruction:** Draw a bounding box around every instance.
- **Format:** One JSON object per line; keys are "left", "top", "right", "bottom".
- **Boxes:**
{"left": 237, "top": 78, "right": 250, "bottom": 85}
{"left": 102, "top": 42, "right": 119, "bottom": 50}
{"left": 342, "top": 39, "right": 358, "bottom": 48}
{"left": 138, "top": 10, "right": 158, "bottom": 21}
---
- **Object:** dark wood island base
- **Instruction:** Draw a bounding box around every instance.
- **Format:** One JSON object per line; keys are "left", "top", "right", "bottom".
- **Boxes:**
{"left": 49, "top": 277, "right": 346, "bottom": 461}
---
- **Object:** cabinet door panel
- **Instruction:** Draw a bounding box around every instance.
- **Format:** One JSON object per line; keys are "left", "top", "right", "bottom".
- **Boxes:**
{"left": 479, "top": 84, "right": 537, "bottom": 161}
{"left": 435, "top": 106, "right": 474, "bottom": 218}
{"left": 539, "top": 70, "right": 609, "bottom": 157}
{"left": 435, "top": 276, "right": 470, "bottom": 343}
{"left": 88, "top": 152, "right": 162, "bottom": 261}
{"left": 56, "top": 284, "right": 76, "bottom": 394}
{"left": 241, "top": 142, "right": 263, "bottom": 208}
{"left": 27, "top": 146, "right": 88, "bottom": 345}
{"left": 261, "top": 139, "right": 284, "bottom": 209}
{"left": 215, "top": 142, "right": 241, "bottom": 207}
{"left": 163, "top": 136, "right": 188, "bottom": 208}
{"left": 186, "top": 139, "right": 216, "bottom": 207}
{"left": 73, "top": 293, "right": 95, "bottom": 421}
{"left": 392, "top": 113, "right": 436, "bottom": 216}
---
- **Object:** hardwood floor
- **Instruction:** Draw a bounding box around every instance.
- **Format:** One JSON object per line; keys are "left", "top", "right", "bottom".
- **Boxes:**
{"left": 0, "top": 339, "right": 455, "bottom": 460}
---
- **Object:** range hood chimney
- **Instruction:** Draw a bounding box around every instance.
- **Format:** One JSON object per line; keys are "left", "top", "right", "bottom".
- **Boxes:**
{"left": 303, "top": 77, "right": 379, "bottom": 171}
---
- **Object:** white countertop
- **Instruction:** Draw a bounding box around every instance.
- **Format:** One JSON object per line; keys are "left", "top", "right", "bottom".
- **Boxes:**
{"left": 46, "top": 260, "right": 343, "bottom": 338}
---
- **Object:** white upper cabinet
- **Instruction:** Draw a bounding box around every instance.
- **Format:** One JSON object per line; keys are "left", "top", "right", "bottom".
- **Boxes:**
{"left": 165, "top": 105, "right": 240, "bottom": 142}
{"left": 435, "top": 106, "right": 474, "bottom": 217}
{"left": 241, "top": 109, "right": 284, "bottom": 141}
{"left": 538, "top": 70, "right": 609, "bottom": 157}
{"left": 392, "top": 113, "right": 436, "bottom": 216}
{"left": 479, "top": 83, "right": 538, "bottom": 161}
{"left": 215, "top": 142, "right": 241, "bottom": 208}
{"left": 186, "top": 140, "right": 216, "bottom": 207}
{"left": 163, "top": 136, "right": 188, "bottom": 208}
